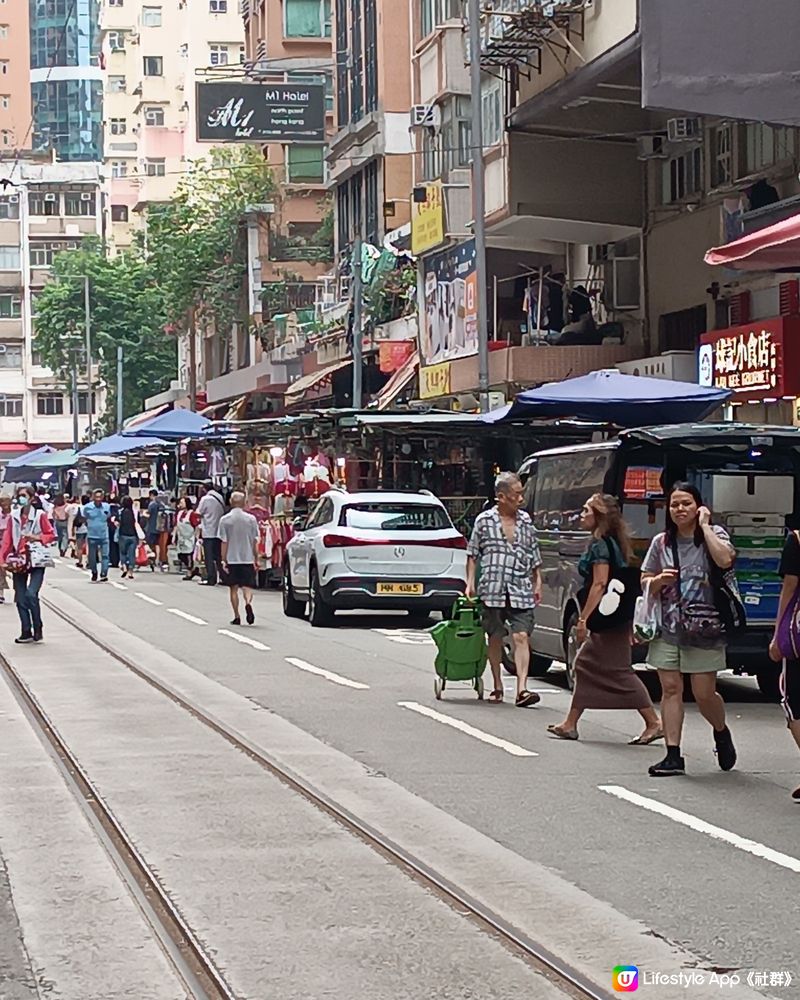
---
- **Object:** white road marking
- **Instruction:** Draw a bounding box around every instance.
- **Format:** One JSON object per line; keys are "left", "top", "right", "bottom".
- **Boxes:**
{"left": 167, "top": 608, "right": 207, "bottom": 626}
{"left": 398, "top": 702, "right": 538, "bottom": 758}
{"left": 217, "top": 629, "right": 270, "bottom": 651}
{"left": 109, "top": 581, "right": 127, "bottom": 591}
{"left": 64, "top": 564, "right": 81, "bottom": 572}
{"left": 600, "top": 785, "right": 800, "bottom": 874}
{"left": 285, "top": 657, "right": 369, "bottom": 690}
{"left": 134, "top": 592, "right": 163, "bottom": 606}
{"left": 371, "top": 628, "right": 435, "bottom": 645}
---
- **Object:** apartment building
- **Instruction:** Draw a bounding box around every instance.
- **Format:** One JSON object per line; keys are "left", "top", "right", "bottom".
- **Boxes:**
{"left": 100, "top": 0, "right": 246, "bottom": 251}
{"left": 0, "top": 160, "right": 103, "bottom": 452}
{"left": 0, "top": 0, "right": 31, "bottom": 155}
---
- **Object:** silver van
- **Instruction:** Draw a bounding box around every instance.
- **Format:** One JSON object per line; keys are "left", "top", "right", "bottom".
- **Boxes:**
{"left": 515, "top": 423, "right": 800, "bottom": 700}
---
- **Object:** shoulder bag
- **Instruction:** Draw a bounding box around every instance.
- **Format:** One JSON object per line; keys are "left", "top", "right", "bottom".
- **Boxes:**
{"left": 670, "top": 536, "right": 746, "bottom": 645}
{"left": 578, "top": 538, "right": 641, "bottom": 633}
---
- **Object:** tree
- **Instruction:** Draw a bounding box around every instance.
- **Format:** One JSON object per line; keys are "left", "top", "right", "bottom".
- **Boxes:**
{"left": 33, "top": 241, "right": 174, "bottom": 434}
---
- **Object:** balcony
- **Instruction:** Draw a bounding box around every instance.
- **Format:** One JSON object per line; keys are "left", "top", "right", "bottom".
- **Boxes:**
{"left": 261, "top": 281, "right": 320, "bottom": 321}
{"left": 268, "top": 233, "right": 333, "bottom": 264}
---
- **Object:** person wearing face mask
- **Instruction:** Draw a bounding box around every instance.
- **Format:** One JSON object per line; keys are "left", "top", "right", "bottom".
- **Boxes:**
{"left": 0, "top": 487, "right": 56, "bottom": 643}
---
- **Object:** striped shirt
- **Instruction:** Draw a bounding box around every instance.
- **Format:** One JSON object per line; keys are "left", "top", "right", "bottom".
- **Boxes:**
{"left": 467, "top": 507, "right": 542, "bottom": 609}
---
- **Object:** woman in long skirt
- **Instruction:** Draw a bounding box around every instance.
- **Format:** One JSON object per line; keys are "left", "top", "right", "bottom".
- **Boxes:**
{"left": 547, "top": 493, "right": 662, "bottom": 744}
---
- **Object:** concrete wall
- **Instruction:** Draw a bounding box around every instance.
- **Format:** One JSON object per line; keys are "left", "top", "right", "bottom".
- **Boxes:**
{"left": 0, "top": 0, "right": 31, "bottom": 151}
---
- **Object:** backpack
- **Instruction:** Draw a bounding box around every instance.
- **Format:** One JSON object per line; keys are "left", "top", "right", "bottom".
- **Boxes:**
{"left": 73, "top": 511, "right": 85, "bottom": 529}
{"left": 155, "top": 504, "right": 167, "bottom": 533}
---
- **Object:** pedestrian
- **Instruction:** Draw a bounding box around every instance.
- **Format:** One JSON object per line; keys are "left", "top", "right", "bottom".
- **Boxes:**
{"left": 547, "top": 493, "right": 662, "bottom": 743}
{"left": 51, "top": 493, "right": 69, "bottom": 555}
{"left": 0, "top": 495, "right": 11, "bottom": 605}
{"left": 116, "top": 495, "right": 142, "bottom": 579}
{"left": 769, "top": 529, "right": 800, "bottom": 802}
{"left": 219, "top": 491, "right": 259, "bottom": 626}
{"left": 0, "top": 486, "right": 56, "bottom": 643}
{"left": 36, "top": 487, "right": 54, "bottom": 516}
{"left": 465, "top": 471, "right": 542, "bottom": 708}
{"left": 73, "top": 494, "right": 90, "bottom": 568}
{"left": 83, "top": 488, "right": 112, "bottom": 583}
{"left": 175, "top": 496, "right": 200, "bottom": 580}
{"left": 641, "top": 482, "right": 738, "bottom": 777}
{"left": 145, "top": 489, "right": 167, "bottom": 572}
{"left": 197, "top": 481, "right": 226, "bottom": 587}
{"left": 108, "top": 493, "right": 121, "bottom": 569}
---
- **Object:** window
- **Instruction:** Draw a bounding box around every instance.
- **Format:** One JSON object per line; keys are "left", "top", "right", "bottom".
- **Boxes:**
{"left": 1, "top": 95, "right": 8, "bottom": 110}
{"left": 0, "top": 26, "right": 8, "bottom": 39}
{"left": 111, "top": 204, "right": 129, "bottom": 222}
{"left": 29, "top": 192, "right": 60, "bottom": 215}
{"left": 1, "top": 129, "right": 11, "bottom": 147}
{"left": 111, "top": 160, "right": 128, "bottom": 178}
{"left": 350, "top": 0, "right": 363, "bottom": 120}
{"left": 143, "top": 56, "right": 163, "bottom": 76}
{"left": 109, "top": 0, "right": 123, "bottom": 6}
{"left": 0, "top": 343, "right": 23, "bottom": 368}
{"left": 421, "top": 0, "right": 460, "bottom": 37}
{"left": 744, "top": 123, "right": 794, "bottom": 174}
{"left": 0, "top": 294, "right": 21, "bottom": 318}
{"left": 209, "top": 0, "right": 227, "bottom": 11}
{"left": 30, "top": 241, "right": 80, "bottom": 267}
{"left": 145, "top": 158, "right": 166, "bottom": 176}
{"left": 481, "top": 78, "right": 502, "bottom": 148}
{"left": 141, "top": 6, "right": 161, "bottom": 26}
{"left": 286, "top": 144, "right": 324, "bottom": 183}
{"left": 335, "top": 0, "right": 348, "bottom": 126}
{"left": 108, "top": 30, "right": 125, "bottom": 50}
{"left": 0, "top": 245, "right": 20, "bottom": 269}
{"left": 108, "top": 75, "right": 126, "bottom": 92}
{"left": 144, "top": 105, "right": 165, "bottom": 126}
{"left": 110, "top": 117, "right": 127, "bottom": 135}
{"left": 661, "top": 146, "right": 703, "bottom": 204}
{"left": 71, "top": 391, "right": 96, "bottom": 415}
{"left": 341, "top": 502, "right": 451, "bottom": 530}
{"left": 711, "top": 122, "right": 733, "bottom": 188}
{"left": 285, "top": 0, "right": 330, "bottom": 38}
{"left": 239, "top": 44, "right": 245, "bottom": 63}
{"left": 0, "top": 196, "right": 19, "bottom": 219}
{"left": 421, "top": 131, "right": 441, "bottom": 182}
{"left": 0, "top": 60, "right": 6, "bottom": 76}
{"left": 64, "top": 191, "right": 96, "bottom": 216}
{"left": 0, "top": 394, "right": 22, "bottom": 417}
{"left": 209, "top": 44, "right": 228, "bottom": 66}
{"left": 364, "top": 0, "right": 377, "bottom": 114}
{"left": 37, "top": 392, "right": 64, "bottom": 416}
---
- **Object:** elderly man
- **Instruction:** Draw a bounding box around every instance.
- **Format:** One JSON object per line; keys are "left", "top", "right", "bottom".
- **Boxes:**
{"left": 218, "top": 491, "right": 260, "bottom": 626}
{"left": 466, "top": 471, "right": 542, "bottom": 707}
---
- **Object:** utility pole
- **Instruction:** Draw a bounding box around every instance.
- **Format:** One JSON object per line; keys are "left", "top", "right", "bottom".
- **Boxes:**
{"left": 70, "top": 349, "right": 79, "bottom": 452}
{"left": 468, "top": 0, "right": 491, "bottom": 413}
{"left": 84, "top": 275, "right": 93, "bottom": 437}
{"left": 116, "top": 345, "right": 124, "bottom": 432}
{"left": 351, "top": 234, "right": 363, "bottom": 409}
{"left": 187, "top": 305, "right": 197, "bottom": 411}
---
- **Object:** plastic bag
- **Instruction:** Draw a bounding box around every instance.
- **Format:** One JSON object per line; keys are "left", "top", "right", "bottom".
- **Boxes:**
{"left": 633, "top": 580, "right": 661, "bottom": 644}
{"left": 28, "top": 542, "right": 55, "bottom": 569}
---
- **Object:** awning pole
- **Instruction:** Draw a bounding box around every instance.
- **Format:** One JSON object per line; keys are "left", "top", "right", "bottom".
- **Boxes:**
{"left": 468, "top": 0, "right": 490, "bottom": 413}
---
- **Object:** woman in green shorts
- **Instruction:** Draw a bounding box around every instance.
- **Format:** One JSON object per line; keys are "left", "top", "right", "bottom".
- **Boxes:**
{"left": 641, "top": 482, "right": 737, "bottom": 777}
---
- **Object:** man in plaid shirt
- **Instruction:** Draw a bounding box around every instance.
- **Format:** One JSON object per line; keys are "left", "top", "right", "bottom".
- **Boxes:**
{"left": 466, "top": 472, "right": 542, "bottom": 707}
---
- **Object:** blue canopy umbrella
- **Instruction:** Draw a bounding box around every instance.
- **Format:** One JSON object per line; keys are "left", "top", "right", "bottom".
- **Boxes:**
{"left": 79, "top": 433, "right": 167, "bottom": 458}
{"left": 120, "top": 408, "right": 213, "bottom": 441}
{"left": 483, "top": 369, "right": 731, "bottom": 427}
{"left": 5, "top": 445, "right": 54, "bottom": 468}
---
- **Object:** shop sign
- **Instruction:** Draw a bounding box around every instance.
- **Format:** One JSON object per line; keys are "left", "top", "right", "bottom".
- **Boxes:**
{"left": 196, "top": 82, "right": 325, "bottom": 143}
{"left": 698, "top": 316, "right": 800, "bottom": 401}
{"left": 419, "top": 362, "right": 451, "bottom": 400}
{"left": 411, "top": 182, "right": 445, "bottom": 256}
{"left": 420, "top": 239, "right": 478, "bottom": 366}
{"left": 379, "top": 341, "right": 414, "bottom": 374}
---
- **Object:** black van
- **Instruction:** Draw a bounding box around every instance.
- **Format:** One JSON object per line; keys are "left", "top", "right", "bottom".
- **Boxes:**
{"left": 517, "top": 423, "right": 800, "bottom": 699}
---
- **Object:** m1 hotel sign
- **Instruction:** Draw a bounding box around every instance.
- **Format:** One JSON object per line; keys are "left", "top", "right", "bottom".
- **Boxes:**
{"left": 196, "top": 82, "right": 325, "bottom": 143}
{"left": 699, "top": 317, "right": 800, "bottom": 402}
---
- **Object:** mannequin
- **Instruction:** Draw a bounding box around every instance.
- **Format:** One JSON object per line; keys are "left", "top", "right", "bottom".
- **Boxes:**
{"left": 300, "top": 456, "right": 331, "bottom": 498}
{"left": 272, "top": 454, "right": 297, "bottom": 517}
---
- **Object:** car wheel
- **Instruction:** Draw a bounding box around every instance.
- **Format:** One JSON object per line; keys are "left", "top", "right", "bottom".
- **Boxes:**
{"left": 282, "top": 563, "right": 306, "bottom": 619}
{"left": 308, "top": 566, "right": 334, "bottom": 628}
{"left": 563, "top": 611, "right": 579, "bottom": 692}
{"left": 756, "top": 667, "right": 782, "bottom": 702}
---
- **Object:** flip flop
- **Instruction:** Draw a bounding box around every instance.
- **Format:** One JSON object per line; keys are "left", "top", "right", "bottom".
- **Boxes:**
{"left": 515, "top": 691, "right": 541, "bottom": 708}
{"left": 628, "top": 729, "right": 664, "bottom": 746}
{"left": 488, "top": 690, "right": 504, "bottom": 703}
{"left": 547, "top": 724, "right": 579, "bottom": 741}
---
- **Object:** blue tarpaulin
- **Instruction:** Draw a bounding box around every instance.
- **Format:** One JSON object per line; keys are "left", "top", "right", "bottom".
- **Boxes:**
{"left": 120, "top": 408, "right": 213, "bottom": 440}
{"left": 483, "top": 369, "right": 731, "bottom": 426}
{"left": 5, "top": 445, "right": 54, "bottom": 468}
{"left": 79, "top": 433, "right": 167, "bottom": 457}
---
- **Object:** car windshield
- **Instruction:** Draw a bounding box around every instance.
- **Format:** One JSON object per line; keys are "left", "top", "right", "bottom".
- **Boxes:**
{"left": 341, "top": 503, "right": 451, "bottom": 531}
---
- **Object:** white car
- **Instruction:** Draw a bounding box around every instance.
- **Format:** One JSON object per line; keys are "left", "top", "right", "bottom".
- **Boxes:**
{"left": 282, "top": 490, "right": 468, "bottom": 627}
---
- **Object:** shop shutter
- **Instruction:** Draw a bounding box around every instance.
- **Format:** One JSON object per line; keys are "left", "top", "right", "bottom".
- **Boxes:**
{"left": 779, "top": 280, "right": 799, "bottom": 316}
{"left": 729, "top": 291, "right": 751, "bottom": 326}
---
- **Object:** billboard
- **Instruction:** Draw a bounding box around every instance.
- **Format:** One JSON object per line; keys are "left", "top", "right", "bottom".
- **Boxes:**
{"left": 411, "top": 182, "right": 445, "bottom": 256}
{"left": 698, "top": 316, "right": 800, "bottom": 402}
{"left": 196, "top": 82, "right": 325, "bottom": 143}
{"left": 420, "top": 240, "right": 478, "bottom": 366}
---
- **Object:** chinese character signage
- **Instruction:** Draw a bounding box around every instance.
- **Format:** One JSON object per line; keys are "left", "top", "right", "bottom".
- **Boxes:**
{"left": 411, "top": 182, "right": 445, "bottom": 256}
{"left": 420, "top": 239, "right": 478, "bottom": 366}
{"left": 699, "top": 317, "right": 800, "bottom": 401}
{"left": 419, "top": 362, "right": 452, "bottom": 400}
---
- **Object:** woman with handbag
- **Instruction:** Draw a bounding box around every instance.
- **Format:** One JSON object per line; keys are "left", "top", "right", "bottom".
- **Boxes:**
{"left": 641, "top": 482, "right": 738, "bottom": 777}
{"left": 547, "top": 494, "right": 661, "bottom": 743}
{"left": 174, "top": 496, "right": 201, "bottom": 580}
{"left": 769, "top": 530, "right": 800, "bottom": 802}
{"left": 117, "top": 495, "right": 144, "bottom": 579}
{"left": 0, "top": 486, "right": 56, "bottom": 643}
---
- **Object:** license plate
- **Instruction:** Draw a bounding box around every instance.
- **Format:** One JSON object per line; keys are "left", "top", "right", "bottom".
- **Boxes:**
{"left": 377, "top": 582, "right": 424, "bottom": 595}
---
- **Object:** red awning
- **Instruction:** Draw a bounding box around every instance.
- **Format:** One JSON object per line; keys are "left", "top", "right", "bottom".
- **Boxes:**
{"left": 0, "top": 443, "right": 31, "bottom": 453}
{"left": 705, "top": 213, "right": 800, "bottom": 271}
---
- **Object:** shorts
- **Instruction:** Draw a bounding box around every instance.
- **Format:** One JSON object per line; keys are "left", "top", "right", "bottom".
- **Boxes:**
{"left": 482, "top": 604, "right": 535, "bottom": 639}
{"left": 647, "top": 638, "right": 726, "bottom": 674}
{"left": 225, "top": 563, "right": 256, "bottom": 589}
{"left": 781, "top": 659, "right": 800, "bottom": 724}
{"left": 146, "top": 532, "right": 160, "bottom": 547}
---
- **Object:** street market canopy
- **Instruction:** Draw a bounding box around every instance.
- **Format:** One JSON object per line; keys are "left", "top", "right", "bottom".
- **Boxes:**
{"left": 26, "top": 448, "right": 81, "bottom": 469}
{"left": 285, "top": 359, "right": 352, "bottom": 407}
{"left": 78, "top": 433, "right": 167, "bottom": 458}
{"left": 5, "top": 445, "right": 54, "bottom": 469}
{"left": 483, "top": 369, "right": 731, "bottom": 427}
{"left": 705, "top": 213, "right": 800, "bottom": 272}
{"left": 121, "top": 408, "right": 214, "bottom": 440}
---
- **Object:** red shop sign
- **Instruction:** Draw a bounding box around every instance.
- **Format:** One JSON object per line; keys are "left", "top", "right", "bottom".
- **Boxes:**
{"left": 699, "top": 315, "right": 800, "bottom": 401}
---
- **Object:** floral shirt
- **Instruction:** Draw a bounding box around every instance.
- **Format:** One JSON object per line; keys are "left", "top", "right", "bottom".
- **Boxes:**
{"left": 466, "top": 507, "right": 541, "bottom": 609}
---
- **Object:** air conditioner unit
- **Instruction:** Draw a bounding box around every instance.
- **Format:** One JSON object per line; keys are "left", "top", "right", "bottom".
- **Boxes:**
{"left": 410, "top": 104, "right": 441, "bottom": 130}
{"left": 636, "top": 134, "right": 668, "bottom": 160}
{"left": 8, "top": 194, "right": 18, "bottom": 204}
{"left": 129, "top": 32, "right": 139, "bottom": 44}
{"left": 80, "top": 192, "right": 92, "bottom": 201}
{"left": 667, "top": 117, "right": 702, "bottom": 142}
{"left": 44, "top": 193, "right": 57, "bottom": 202}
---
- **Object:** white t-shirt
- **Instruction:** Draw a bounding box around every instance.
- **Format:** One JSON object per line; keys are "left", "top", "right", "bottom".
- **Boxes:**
{"left": 218, "top": 508, "right": 259, "bottom": 565}
{"left": 197, "top": 490, "right": 225, "bottom": 539}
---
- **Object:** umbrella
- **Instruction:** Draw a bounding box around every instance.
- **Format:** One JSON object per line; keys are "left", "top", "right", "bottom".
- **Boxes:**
{"left": 483, "top": 369, "right": 731, "bottom": 427}
{"left": 78, "top": 433, "right": 167, "bottom": 458}
{"left": 25, "top": 449, "right": 81, "bottom": 469}
{"left": 5, "top": 445, "right": 54, "bottom": 469}
{"left": 705, "top": 212, "right": 800, "bottom": 271}
{"left": 120, "top": 408, "right": 213, "bottom": 440}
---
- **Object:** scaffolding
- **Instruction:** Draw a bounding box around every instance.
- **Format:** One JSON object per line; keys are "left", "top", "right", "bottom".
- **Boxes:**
{"left": 471, "top": 0, "right": 591, "bottom": 73}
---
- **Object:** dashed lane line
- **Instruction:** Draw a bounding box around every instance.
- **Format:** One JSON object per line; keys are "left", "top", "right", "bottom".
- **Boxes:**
{"left": 600, "top": 785, "right": 800, "bottom": 874}
{"left": 134, "top": 593, "right": 163, "bottom": 607}
{"left": 285, "top": 657, "right": 370, "bottom": 690}
{"left": 397, "top": 702, "right": 538, "bottom": 758}
{"left": 109, "top": 581, "right": 127, "bottom": 591}
{"left": 217, "top": 629, "right": 270, "bottom": 651}
{"left": 167, "top": 608, "right": 207, "bottom": 626}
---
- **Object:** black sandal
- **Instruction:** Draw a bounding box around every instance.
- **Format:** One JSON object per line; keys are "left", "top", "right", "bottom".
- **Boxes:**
{"left": 516, "top": 691, "right": 540, "bottom": 708}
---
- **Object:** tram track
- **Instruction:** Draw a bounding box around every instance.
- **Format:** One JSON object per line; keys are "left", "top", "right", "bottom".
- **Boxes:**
{"left": 9, "top": 594, "right": 614, "bottom": 1000}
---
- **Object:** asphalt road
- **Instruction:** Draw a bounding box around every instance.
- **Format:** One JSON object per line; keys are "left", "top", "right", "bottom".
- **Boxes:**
{"left": 1, "top": 559, "right": 799, "bottom": 996}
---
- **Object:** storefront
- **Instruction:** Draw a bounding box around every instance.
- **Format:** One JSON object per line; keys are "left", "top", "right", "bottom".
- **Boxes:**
{"left": 699, "top": 316, "right": 800, "bottom": 425}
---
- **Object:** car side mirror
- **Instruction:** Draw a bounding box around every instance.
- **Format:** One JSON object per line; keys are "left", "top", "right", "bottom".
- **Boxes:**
{"left": 292, "top": 516, "right": 306, "bottom": 532}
